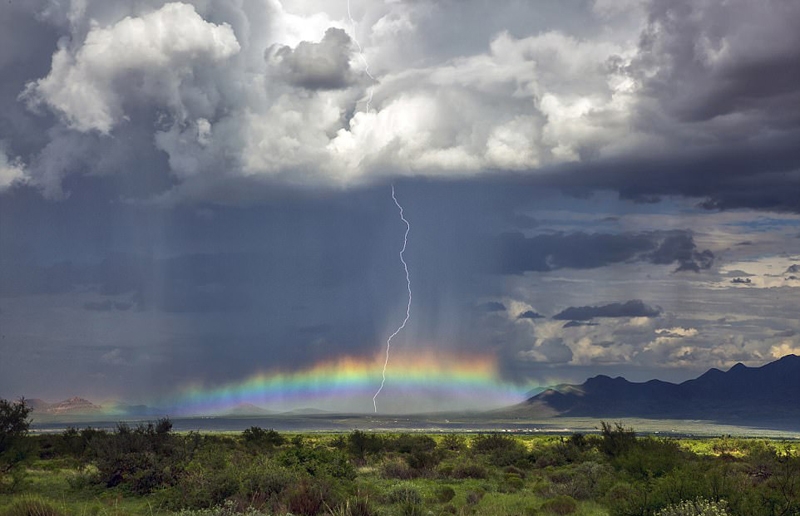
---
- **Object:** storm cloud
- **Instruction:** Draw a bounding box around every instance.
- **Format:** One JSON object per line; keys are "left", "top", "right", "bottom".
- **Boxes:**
{"left": 553, "top": 300, "right": 662, "bottom": 321}
{"left": 1, "top": 0, "right": 800, "bottom": 410}
{"left": 498, "top": 230, "right": 713, "bottom": 274}
{"left": 0, "top": 0, "right": 795, "bottom": 210}
{"left": 268, "top": 27, "right": 356, "bottom": 90}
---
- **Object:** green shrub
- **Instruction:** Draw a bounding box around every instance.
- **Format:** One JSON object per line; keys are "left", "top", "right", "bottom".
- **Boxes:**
{"left": 239, "top": 458, "right": 297, "bottom": 499}
{"left": 450, "top": 461, "right": 488, "bottom": 479}
{"left": 465, "top": 489, "right": 485, "bottom": 505}
{"left": 599, "top": 422, "right": 636, "bottom": 458}
{"left": 0, "top": 398, "right": 33, "bottom": 492}
{"left": 603, "top": 481, "right": 642, "bottom": 516}
{"left": 386, "top": 486, "right": 425, "bottom": 516}
{"left": 504, "top": 465, "right": 527, "bottom": 479}
{"left": 334, "top": 497, "right": 378, "bottom": 516}
{"left": 168, "top": 445, "right": 241, "bottom": 509}
{"left": 287, "top": 479, "right": 337, "bottom": 516}
{"left": 241, "top": 427, "right": 285, "bottom": 448}
{"left": 381, "top": 458, "right": 417, "bottom": 479}
{"left": 656, "top": 498, "right": 730, "bottom": 516}
{"left": 88, "top": 418, "right": 188, "bottom": 494}
{"left": 500, "top": 472, "right": 525, "bottom": 492}
{"left": 387, "top": 485, "right": 422, "bottom": 506}
{"left": 471, "top": 433, "right": 528, "bottom": 466}
{"left": 174, "top": 500, "right": 269, "bottom": 516}
{"left": 540, "top": 494, "right": 578, "bottom": 515}
{"left": 392, "top": 434, "right": 437, "bottom": 454}
{"left": 0, "top": 498, "right": 65, "bottom": 516}
{"left": 347, "top": 431, "right": 385, "bottom": 459}
{"left": 434, "top": 486, "right": 456, "bottom": 503}
{"left": 440, "top": 434, "right": 465, "bottom": 452}
{"left": 277, "top": 445, "right": 355, "bottom": 480}
{"left": 615, "top": 437, "right": 684, "bottom": 480}
{"left": 405, "top": 449, "right": 441, "bottom": 471}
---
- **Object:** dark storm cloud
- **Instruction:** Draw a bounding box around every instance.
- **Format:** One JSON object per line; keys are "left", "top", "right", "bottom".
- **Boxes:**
{"left": 648, "top": 233, "right": 714, "bottom": 272}
{"left": 517, "top": 310, "right": 543, "bottom": 320}
{"left": 597, "top": 0, "right": 800, "bottom": 212}
{"left": 553, "top": 300, "right": 661, "bottom": 321}
{"left": 268, "top": 28, "right": 355, "bottom": 90}
{"left": 478, "top": 302, "right": 506, "bottom": 313}
{"left": 0, "top": 0, "right": 797, "bottom": 214}
{"left": 497, "top": 230, "right": 713, "bottom": 274}
{"left": 634, "top": 0, "right": 800, "bottom": 124}
{"left": 562, "top": 321, "right": 600, "bottom": 329}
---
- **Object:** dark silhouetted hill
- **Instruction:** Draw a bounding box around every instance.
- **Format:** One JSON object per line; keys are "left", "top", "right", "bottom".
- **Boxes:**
{"left": 520, "top": 354, "right": 800, "bottom": 424}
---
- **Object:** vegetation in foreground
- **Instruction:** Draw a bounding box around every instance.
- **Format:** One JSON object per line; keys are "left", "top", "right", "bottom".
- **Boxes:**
{"left": 1, "top": 399, "right": 799, "bottom": 515}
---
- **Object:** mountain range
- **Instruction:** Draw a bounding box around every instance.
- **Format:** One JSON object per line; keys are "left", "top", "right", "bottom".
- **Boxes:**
{"left": 27, "top": 397, "right": 103, "bottom": 415}
{"left": 521, "top": 354, "right": 800, "bottom": 424}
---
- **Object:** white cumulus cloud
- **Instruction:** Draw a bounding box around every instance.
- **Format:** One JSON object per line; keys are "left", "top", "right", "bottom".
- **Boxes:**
{"left": 22, "top": 2, "right": 241, "bottom": 134}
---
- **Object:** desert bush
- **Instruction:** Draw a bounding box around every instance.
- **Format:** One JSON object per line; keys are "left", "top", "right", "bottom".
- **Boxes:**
{"left": 0, "top": 497, "right": 66, "bottom": 516}
{"left": 541, "top": 461, "right": 615, "bottom": 500}
{"left": 277, "top": 445, "right": 355, "bottom": 480}
{"left": 405, "top": 449, "right": 441, "bottom": 472}
{"left": 174, "top": 500, "right": 269, "bottom": 516}
{"left": 532, "top": 446, "right": 571, "bottom": 469}
{"left": 434, "top": 486, "right": 456, "bottom": 503}
{"left": 440, "top": 434, "right": 466, "bottom": 452}
{"left": 599, "top": 422, "right": 637, "bottom": 458}
{"left": 471, "top": 433, "right": 528, "bottom": 467}
{"left": 387, "top": 485, "right": 423, "bottom": 506}
{"left": 392, "top": 434, "right": 436, "bottom": 454}
{"left": 0, "top": 398, "right": 33, "bottom": 492}
{"left": 504, "top": 465, "right": 526, "bottom": 478}
{"left": 331, "top": 496, "right": 378, "bottom": 516}
{"left": 88, "top": 418, "right": 189, "bottom": 494}
{"left": 0, "top": 399, "right": 31, "bottom": 452}
{"left": 615, "top": 437, "right": 684, "bottom": 480}
{"left": 287, "top": 478, "right": 339, "bottom": 516}
{"left": 465, "top": 489, "right": 485, "bottom": 505}
{"left": 655, "top": 498, "right": 729, "bottom": 516}
{"left": 603, "top": 481, "right": 643, "bottom": 516}
{"left": 500, "top": 472, "right": 525, "bottom": 493}
{"left": 540, "top": 494, "right": 578, "bottom": 515}
{"left": 241, "top": 427, "right": 285, "bottom": 448}
{"left": 450, "top": 461, "right": 488, "bottom": 479}
{"left": 65, "top": 465, "right": 102, "bottom": 491}
{"left": 347, "top": 431, "right": 385, "bottom": 460}
{"left": 239, "top": 457, "right": 297, "bottom": 500}
{"left": 168, "top": 445, "right": 241, "bottom": 509}
{"left": 381, "top": 458, "right": 417, "bottom": 480}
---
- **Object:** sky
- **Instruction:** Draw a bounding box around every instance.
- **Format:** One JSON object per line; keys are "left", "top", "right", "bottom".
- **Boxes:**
{"left": 1, "top": 0, "right": 799, "bottom": 414}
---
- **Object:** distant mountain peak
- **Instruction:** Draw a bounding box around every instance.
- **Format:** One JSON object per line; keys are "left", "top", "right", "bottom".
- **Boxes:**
{"left": 29, "top": 396, "right": 102, "bottom": 415}
{"left": 517, "top": 355, "right": 800, "bottom": 424}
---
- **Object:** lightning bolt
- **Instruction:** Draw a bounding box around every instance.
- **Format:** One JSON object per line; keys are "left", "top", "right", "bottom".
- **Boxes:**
{"left": 344, "top": 2, "right": 409, "bottom": 412}
{"left": 346, "top": 0, "right": 376, "bottom": 112}
{"left": 373, "top": 184, "right": 412, "bottom": 412}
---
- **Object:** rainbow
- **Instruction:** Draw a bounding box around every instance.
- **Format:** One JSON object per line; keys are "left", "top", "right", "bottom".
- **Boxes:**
{"left": 156, "top": 351, "right": 532, "bottom": 415}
